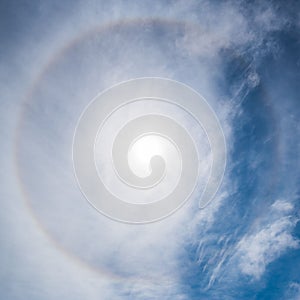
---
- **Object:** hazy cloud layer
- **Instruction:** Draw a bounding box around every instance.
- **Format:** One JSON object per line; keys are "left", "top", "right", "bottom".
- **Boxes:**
{"left": 1, "top": 1, "right": 299, "bottom": 299}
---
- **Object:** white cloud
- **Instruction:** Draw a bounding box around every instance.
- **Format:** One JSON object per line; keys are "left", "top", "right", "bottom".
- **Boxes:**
{"left": 284, "top": 282, "right": 300, "bottom": 300}
{"left": 175, "top": 5, "right": 252, "bottom": 58}
{"left": 271, "top": 199, "right": 294, "bottom": 212}
{"left": 236, "top": 199, "right": 299, "bottom": 279}
{"left": 174, "top": 0, "right": 287, "bottom": 59}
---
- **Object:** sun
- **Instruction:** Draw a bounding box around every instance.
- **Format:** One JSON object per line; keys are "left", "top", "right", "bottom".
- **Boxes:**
{"left": 128, "top": 134, "right": 169, "bottom": 178}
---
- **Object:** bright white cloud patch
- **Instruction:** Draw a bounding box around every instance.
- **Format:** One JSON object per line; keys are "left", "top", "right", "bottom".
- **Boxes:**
{"left": 236, "top": 200, "right": 299, "bottom": 279}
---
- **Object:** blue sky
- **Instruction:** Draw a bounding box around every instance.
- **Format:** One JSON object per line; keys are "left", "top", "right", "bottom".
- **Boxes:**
{"left": 0, "top": 1, "right": 300, "bottom": 299}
